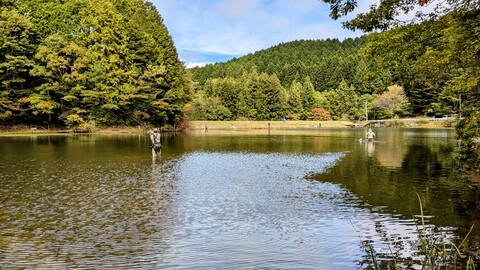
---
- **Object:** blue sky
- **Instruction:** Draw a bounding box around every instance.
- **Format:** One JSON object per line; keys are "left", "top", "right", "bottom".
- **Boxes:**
{"left": 151, "top": 0, "right": 372, "bottom": 67}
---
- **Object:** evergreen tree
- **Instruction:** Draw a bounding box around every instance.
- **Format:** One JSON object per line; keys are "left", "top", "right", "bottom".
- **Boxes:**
{"left": 324, "top": 80, "right": 360, "bottom": 120}
{"left": 253, "top": 73, "right": 286, "bottom": 120}
{"left": 236, "top": 72, "right": 257, "bottom": 119}
{"left": 287, "top": 81, "right": 303, "bottom": 117}
{"left": 212, "top": 77, "right": 241, "bottom": 118}
{"left": 301, "top": 76, "right": 316, "bottom": 112}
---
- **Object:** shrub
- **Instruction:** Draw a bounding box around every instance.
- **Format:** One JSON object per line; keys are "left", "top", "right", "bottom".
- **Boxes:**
{"left": 309, "top": 108, "right": 332, "bottom": 121}
{"left": 65, "top": 114, "right": 84, "bottom": 128}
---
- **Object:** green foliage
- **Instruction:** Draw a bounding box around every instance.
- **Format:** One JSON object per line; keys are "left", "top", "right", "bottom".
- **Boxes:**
{"left": 65, "top": 113, "right": 84, "bottom": 128}
{"left": 193, "top": 92, "right": 233, "bottom": 120}
{"left": 190, "top": 38, "right": 368, "bottom": 92}
{"left": 0, "top": 0, "right": 192, "bottom": 128}
{"left": 207, "top": 77, "right": 241, "bottom": 118}
{"left": 363, "top": 9, "right": 480, "bottom": 173}
{"left": 287, "top": 81, "right": 303, "bottom": 115}
{"left": 301, "top": 76, "right": 316, "bottom": 112}
{"left": 252, "top": 73, "right": 287, "bottom": 120}
{"left": 0, "top": 4, "right": 37, "bottom": 122}
{"left": 191, "top": 9, "right": 478, "bottom": 123}
{"left": 191, "top": 70, "right": 287, "bottom": 121}
{"left": 372, "top": 85, "right": 410, "bottom": 119}
{"left": 319, "top": 0, "right": 476, "bottom": 32}
{"left": 323, "top": 80, "right": 360, "bottom": 120}
{"left": 190, "top": 39, "right": 373, "bottom": 121}
{"left": 454, "top": 108, "right": 480, "bottom": 174}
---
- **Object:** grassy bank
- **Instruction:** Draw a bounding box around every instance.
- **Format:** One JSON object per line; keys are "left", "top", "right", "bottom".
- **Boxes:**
{"left": 187, "top": 119, "right": 453, "bottom": 130}
{"left": 187, "top": 120, "right": 354, "bottom": 130}
{"left": 0, "top": 125, "right": 144, "bottom": 136}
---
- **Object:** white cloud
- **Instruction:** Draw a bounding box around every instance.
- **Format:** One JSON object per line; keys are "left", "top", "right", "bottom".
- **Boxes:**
{"left": 185, "top": 62, "right": 209, "bottom": 68}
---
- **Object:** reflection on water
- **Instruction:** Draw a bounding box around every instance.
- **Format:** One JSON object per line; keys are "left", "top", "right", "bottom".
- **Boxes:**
{"left": 0, "top": 151, "right": 177, "bottom": 268}
{"left": 0, "top": 129, "right": 478, "bottom": 269}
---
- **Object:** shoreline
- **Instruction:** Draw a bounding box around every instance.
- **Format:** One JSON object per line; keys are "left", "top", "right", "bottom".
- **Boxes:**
{"left": 0, "top": 119, "right": 454, "bottom": 136}
{"left": 187, "top": 119, "right": 454, "bottom": 130}
{"left": 0, "top": 126, "right": 144, "bottom": 136}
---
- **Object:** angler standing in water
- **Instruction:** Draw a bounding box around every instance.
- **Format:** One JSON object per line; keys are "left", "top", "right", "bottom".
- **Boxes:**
{"left": 366, "top": 128, "right": 376, "bottom": 142}
{"left": 150, "top": 128, "right": 162, "bottom": 156}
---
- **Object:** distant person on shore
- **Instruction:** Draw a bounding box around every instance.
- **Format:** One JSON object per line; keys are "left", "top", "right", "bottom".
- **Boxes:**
{"left": 366, "top": 128, "right": 375, "bottom": 142}
{"left": 150, "top": 128, "right": 162, "bottom": 154}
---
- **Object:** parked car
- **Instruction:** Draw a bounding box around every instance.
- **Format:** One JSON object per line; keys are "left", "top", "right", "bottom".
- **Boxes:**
{"left": 429, "top": 115, "right": 453, "bottom": 121}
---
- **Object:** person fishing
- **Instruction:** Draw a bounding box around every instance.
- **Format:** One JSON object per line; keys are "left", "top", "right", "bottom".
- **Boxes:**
{"left": 150, "top": 128, "right": 162, "bottom": 153}
{"left": 366, "top": 128, "right": 376, "bottom": 142}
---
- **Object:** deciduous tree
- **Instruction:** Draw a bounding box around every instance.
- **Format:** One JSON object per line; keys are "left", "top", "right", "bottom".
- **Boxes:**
{"left": 372, "top": 84, "right": 410, "bottom": 118}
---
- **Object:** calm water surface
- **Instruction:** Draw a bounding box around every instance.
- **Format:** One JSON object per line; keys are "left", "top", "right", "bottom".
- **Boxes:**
{"left": 0, "top": 128, "right": 478, "bottom": 269}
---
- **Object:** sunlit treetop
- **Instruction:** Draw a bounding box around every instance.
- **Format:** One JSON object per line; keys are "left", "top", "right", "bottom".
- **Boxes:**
{"left": 321, "top": 0, "right": 480, "bottom": 31}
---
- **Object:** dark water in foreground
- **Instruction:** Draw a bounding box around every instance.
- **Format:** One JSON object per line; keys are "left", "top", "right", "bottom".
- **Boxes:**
{"left": 0, "top": 128, "right": 478, "bottom": 269}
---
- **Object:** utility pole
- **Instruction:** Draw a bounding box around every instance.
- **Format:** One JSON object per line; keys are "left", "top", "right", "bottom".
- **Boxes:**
{"left": 459, "top": 94, "right": 462, "bottom": 119}
{"left": 365, "top": 101, "right": 368, "bottom": 122}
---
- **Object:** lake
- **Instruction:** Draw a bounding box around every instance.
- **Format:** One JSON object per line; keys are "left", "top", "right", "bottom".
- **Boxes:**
{"left": 0, "top": 128, "right": 478, "bottom": 269}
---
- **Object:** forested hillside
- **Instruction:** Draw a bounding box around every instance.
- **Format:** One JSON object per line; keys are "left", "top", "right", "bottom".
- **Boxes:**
{"left": 0, "top": 0, "right": 192, "bottom": 129}
{"left": 192, "top": 37, "right": 367, "bottom": 93}
{"left": 190, "top": 10, "right": 478, "bottom": 123}
{"left": 189, "top": 38, "right": 369, "bottom": 121}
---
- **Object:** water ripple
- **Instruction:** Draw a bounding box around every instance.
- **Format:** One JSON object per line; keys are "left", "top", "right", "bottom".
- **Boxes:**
{"left": 0, "top": 150, "right": 457, "bottom": 269}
